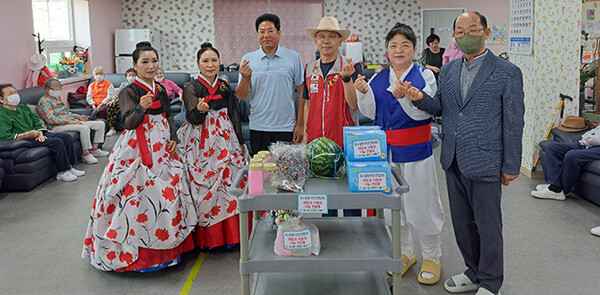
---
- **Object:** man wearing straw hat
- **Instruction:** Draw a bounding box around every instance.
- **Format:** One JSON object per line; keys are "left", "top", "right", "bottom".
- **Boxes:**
{"left": 532, "top": 116, "right": 600, "bottom": 201}
{"left": 303, "top": 16, "right": 362, "bottom": 147}
{"left": 304, "top": 17, "right": 362, "bottom": 218}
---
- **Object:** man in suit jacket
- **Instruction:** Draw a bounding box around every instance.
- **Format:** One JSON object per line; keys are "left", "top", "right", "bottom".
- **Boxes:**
{"left": 405, "top": 11, "right": 524, "bottom": 295}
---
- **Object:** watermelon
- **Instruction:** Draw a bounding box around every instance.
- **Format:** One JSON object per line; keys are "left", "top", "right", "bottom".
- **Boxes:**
{"left": 306, "top": 137, "right": 345, "bottom": 178}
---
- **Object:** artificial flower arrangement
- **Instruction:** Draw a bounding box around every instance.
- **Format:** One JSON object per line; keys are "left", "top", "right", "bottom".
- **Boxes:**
{"left": 59, "top": 56, "right": 80, "bottom": 66}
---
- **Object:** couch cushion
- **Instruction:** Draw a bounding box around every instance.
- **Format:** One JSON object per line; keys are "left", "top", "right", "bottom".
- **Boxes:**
{"left": 550, "top": 128, "right": 588, "bottom": 143}
{"left": 14, "top": 155, "right": 54, "bottom": 173}
{"left": 164, "top": 73, "right": 191, "bottom": 89}
{"left": 17, "top": 87, "right": 46, "bottom": 105}
{"left": 14, "top": 146, "right": 51, "bottom": 163}
{"left": 90, "top": 73, "right": 127, "bottom": 88}
{"left": 219, "top": 71, "right": 239, "bottom": 84}
{"left": 583, "top": 160, "right": 600, "bottom": 175}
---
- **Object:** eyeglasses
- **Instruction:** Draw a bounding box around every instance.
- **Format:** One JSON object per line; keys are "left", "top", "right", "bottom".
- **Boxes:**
{"left": 388, "top": 43, "right": 413, "bottom": 51}
{"left": 454, "top": 28, "right": 485, "bottom": 37}
{"left": 258, "top": 28, "right": 277, "bottom": 36}
{"left": 315, "top": 34, "right": 340, "bottom": 40}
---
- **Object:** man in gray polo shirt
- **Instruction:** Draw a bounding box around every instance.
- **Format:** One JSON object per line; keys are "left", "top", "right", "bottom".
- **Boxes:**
{"left": 236, "top": 13, "right": 305, "bottom": 154}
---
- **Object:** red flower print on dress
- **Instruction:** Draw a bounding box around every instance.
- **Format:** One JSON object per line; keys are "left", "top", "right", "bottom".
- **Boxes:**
{"left": 210, "top": 205, "right": 221, "bottom": 216}
{"left": 210, "top": 117, "right": 215, "bottom": 125}
{"left": 204, "top": 214, "right": 210, "bottom": 219}
{"left": 109, "top": 163, "right": 115, "bottom": 172}
{"left": 123, "top": 184, "right": 134, "bottom": 197}
{"left": 119, "top": 251, "right": 133, "bottom": 264}
{"left": 136, "top": 213, "right": 148, "bottom": 223}
{"left": 106, "top": 229, "right": 118, "bottom": 239}
{"left": 84, "top": 238, "right": 92, "bottom": 246}
{"left": 223, "top": 167, "right": 231, "bottom": 179}
{"left": 203, "top": 191, "right": 213, "bottom": 201}
{"left": 111, "top": 178, "right": 118, "bottom": 184}
{"left": 216, "top": 120, "right": 221, "bottom": 128}
{"left": 217, "top": 149, "right": 228, "bottom": 161}
{"left": 223, "top": 130, "right": 230, "bottom": 140}
{"left": 208, "top": 147, "right": 215, "bottom": 157}
{"left": 227, "top": 199, "right": 237, "bottom": 214}
{"left": 120, "top": 160, "right": 127, "bottom": 166}
{"left": 204, "top": 171, "right": 216, "bottom": 179}
{"left": 171, "top": 211, "right": 183, "bottom": 226}
{"left": 92, "top": 199, "right": 96, "bottom": 210}
{"left": 100, "top": 203, "right": 105, "bottom": 213}
{"left": 106, "top": 251, "right": 116, "bottom": 260}
{"left": 162, "top": 187, "right": 176, "bottom": 201}
{"left": 127, "top": 139, "right": 137, "bottom": 148}
{"left": 155, "top": 228, "right": 170, "bottom": 241}
{"left": 106, "top": 204, "right": 116, "bottom": 215}
{"left": 129, "top": 229, "right": 136, "bottom": 236}
{"left": 152, "top": 142, "right": 163, "bottom": 152}
{"left": 171, "top": 174, "right": 180, "bottom": 186}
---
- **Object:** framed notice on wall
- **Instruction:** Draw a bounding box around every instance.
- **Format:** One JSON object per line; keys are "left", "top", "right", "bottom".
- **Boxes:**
{"left": 509, "top": 0, "right": 534, "bottom": 55}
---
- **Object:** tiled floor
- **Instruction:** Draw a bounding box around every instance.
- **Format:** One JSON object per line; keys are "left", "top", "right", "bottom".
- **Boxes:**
{"left": 0, "top": 136, "right": 599, "bottom": 294}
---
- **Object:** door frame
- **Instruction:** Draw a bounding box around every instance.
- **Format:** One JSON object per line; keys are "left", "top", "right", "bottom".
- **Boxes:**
{"left": 421, "top": 8, "right": 467, "bottom": 47}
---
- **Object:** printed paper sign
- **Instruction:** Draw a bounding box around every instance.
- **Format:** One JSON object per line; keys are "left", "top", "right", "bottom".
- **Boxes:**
{"left": 298, "top": 194, "right": 328, "bottom": 214}
{"left": 283, "top": 229, "right": 313, "bottom": 250}
{"left": 358, "top": 172, "right": 387, "bottom": 190}
{"left": 353, "top": 139, "right": 381, "bottom": 158}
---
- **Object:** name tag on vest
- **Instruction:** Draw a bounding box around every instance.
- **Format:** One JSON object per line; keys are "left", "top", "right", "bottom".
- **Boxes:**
{"left": 310, "top": 83, "right": 319, "bottom": 93}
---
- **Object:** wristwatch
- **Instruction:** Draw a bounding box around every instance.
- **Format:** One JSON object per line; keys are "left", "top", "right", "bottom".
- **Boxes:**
{"left": 342, "top": 76, "right": 351, "bottom": 83}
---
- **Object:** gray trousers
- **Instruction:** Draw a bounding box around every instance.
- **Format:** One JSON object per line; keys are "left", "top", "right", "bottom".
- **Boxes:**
{"left": 446, "top": 159, "right": 503, "bottom": 294}
{"left": 51, "top": 121, "right": 105, "bottom": 150}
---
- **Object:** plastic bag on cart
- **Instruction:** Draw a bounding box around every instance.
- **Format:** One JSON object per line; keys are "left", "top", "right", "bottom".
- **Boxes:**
{"left": 274, "top": 217, "right": 320, "bottom": 257}
{"left": 269, "top": 142, "right": 310, "bottom": 192}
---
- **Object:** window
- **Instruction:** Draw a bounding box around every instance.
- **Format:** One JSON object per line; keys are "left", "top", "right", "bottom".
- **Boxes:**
{"left": 32, "top": 0, "right": 74, "bottom": 65}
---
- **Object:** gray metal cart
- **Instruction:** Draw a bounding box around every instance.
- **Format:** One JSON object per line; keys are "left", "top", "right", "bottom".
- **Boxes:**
{"left": 232, "top": 168, "right": 409, "bottom": 295}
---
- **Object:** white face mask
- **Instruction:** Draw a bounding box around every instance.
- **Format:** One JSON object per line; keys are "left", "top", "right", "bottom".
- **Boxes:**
{"left": 155, "top": 77, "right": 164, "bottom": 83}
{"left": 6, "top": 93, "right": 20, "bottom": 106}
{"left": 49, "top": 90, "right": 61, "bottom": 99}
{"left": 95, "top": 75, "right": 104, "bottom": 82}
{"left": 126, "top": 76, "right": 135, "bottom": 84}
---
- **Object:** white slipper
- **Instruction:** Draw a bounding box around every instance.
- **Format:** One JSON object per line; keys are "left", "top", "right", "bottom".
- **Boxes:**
{"left": 591, "top": 226, "right": 600, "bottom": 237}
{"left": 444, "top": 273, "right": 480, "bottom": 293}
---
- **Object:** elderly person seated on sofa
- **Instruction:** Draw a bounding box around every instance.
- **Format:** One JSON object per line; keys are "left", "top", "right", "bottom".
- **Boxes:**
{"left": 531, "top": 117, "right": 600, "bottom": 201}
{"left": 0, "top": 83, "right": 84, "bottom": 182}
{"left": 86, "top": 66, "right": 115, "bottom": 119}
{"left": 37, "top": 79, "right": 109, "bottom": 164}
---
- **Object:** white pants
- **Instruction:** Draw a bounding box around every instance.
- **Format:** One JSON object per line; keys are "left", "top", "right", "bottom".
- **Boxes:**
{"left": 386, "top": 155, "right": 445, "bottom": 261}
{"left": 51, "top": 121, "right": 105, "bottom": 150}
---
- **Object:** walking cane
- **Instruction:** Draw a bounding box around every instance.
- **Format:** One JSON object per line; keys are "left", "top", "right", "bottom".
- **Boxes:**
{"left": 533, "top": 93, "right": 573, "bottom": 170}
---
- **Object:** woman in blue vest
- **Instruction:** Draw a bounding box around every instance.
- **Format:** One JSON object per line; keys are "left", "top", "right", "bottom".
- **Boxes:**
{"left": 354, "top": 23, "right": 444, "bottom": 285}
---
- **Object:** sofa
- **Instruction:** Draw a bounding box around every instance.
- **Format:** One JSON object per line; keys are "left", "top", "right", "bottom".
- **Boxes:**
{"left": 0, "top": 86, "right": 98, "bottom": 191}
{"left": 539, "top": 128, "right": 600, "bottom": 206}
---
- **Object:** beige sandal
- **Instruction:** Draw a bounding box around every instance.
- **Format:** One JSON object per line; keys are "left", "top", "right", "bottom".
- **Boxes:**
{"left": 418, "top": 259, "right": 441, "bottom": 285}
{"left": 387, "top": 254, "right": 417, "bottom": 276}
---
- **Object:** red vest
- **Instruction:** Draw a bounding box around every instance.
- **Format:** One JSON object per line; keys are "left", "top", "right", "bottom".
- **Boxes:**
{"left": 90, "top": 80, "right": 112, "bottom": 105}
{"left": 305, "top": 55, "right": 356, "bottom": 147}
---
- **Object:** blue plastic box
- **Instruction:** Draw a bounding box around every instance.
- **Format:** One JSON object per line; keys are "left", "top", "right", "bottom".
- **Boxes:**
{"left": 343, "top": 127, "right": 387, "bottom": 162}
{"left": 346, "top": 160, "right": 392, "bottom": 194}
